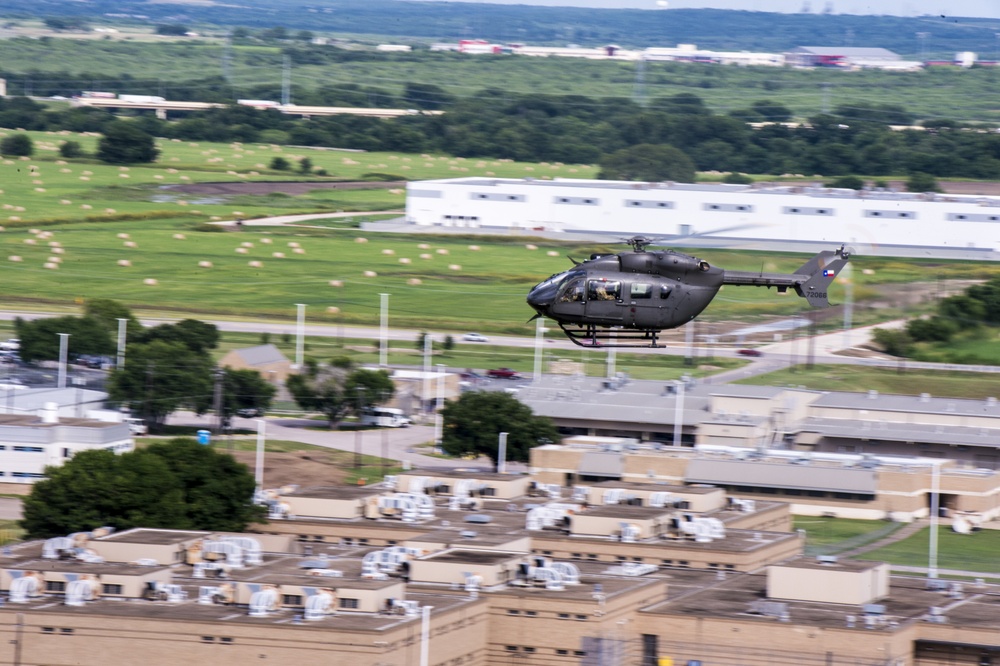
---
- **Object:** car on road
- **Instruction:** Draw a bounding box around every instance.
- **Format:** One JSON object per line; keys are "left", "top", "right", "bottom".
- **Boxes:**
{"left": 236, "top": 407, "right": 265, "bottom": 418}
{"left": 737, "top": 348, "right": 763, "bottom": 357}
{"left": 462, "top": 332, "right": 489, "bottom": 342}
{"left": 487, "top": 367, "right": 522, "bottom": 379}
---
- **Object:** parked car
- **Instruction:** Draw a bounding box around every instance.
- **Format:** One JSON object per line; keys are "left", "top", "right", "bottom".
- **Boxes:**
{"left": 0, "top": 339, "right": 19, "bottom": 352}
{"left": 487, "top": 367, "right": 521, "bottom": 379}
{"left": 737, "top": 349, "right": 763, "bottom": 357}
{"left": 462, "top": 332, "right": 489, "bottom": 342}
{"left": 236, "top": 407, "right": 265, "bottom": 418}
{"left": 123, "top": 417, "right": 148, "bottom": 435}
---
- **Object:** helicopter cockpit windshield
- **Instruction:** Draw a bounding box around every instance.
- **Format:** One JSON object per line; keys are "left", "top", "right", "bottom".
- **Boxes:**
{"left": 528, "top": 269, "right": 585, "bottom": 310}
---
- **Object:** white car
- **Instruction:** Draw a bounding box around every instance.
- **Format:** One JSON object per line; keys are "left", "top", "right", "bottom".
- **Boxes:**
{"left": 462, "top": 332, "right": 489, "bottom": 342}
{"left": 0, "top": 339, "right": 19, "bottom": 352}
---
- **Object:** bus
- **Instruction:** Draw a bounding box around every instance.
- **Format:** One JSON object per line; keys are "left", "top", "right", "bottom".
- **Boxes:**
{"left": 359, "top": 407, "right": 412, "bottom": 428}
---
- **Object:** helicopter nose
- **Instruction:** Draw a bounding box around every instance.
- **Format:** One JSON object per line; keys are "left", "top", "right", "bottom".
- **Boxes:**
{"left": 527, "top": 281, "right": 558, "bottom": 313}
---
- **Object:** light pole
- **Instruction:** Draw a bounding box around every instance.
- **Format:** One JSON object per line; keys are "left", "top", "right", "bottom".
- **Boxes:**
{"left": 294, "top": 303, "right": 306, "bottom": 370}
{"left": 379, "top": 293, "right": 389, "bottom": 368}
{"left": 354, "top": 386, "right": 365, "bottom": 469}
{"left": 254, "top": 419, "right": 266, "bottom": 488}
{"left": 213, "top": 367, "right": 225, "bottom": 436}
{"left": 116, "top": 318, "right": 127, "bottom": 369}
{"left": 57, "top": 333, "right": 70, "bottom": 389}
{"left": 434, "top": 364, "right": 445, "bottom": 450}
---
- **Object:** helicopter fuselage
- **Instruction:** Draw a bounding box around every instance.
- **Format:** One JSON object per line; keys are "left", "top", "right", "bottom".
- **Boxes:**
{"left": 527, "top": 250, "right": 725, "bottom": 331}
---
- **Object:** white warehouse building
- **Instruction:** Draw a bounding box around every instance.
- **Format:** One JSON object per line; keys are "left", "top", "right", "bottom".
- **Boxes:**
{"left": 404, "top": 177, "right": 1000, "bottom": 258}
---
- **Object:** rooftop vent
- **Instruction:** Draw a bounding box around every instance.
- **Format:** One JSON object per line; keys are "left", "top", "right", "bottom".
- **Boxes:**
{"left": 464, "top": 514, "right": 492, "bottom": 524}
{"left": 817, "top": 555, "right": 838, "bottom": 565}
{"left": 459, "top": 530, "right": 478, "bottom": 539}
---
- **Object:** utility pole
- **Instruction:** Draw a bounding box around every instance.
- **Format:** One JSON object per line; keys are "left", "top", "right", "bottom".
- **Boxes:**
{"left": 281, "top": 53, "right": 291, "bottom": 106}
{"left": 116, "top": 318, "right": 127, "bottom": 369}
{"left": 57, "top": 333, "right": 70, "bottom": 389}
{"left": 213, "top": 367, "right": 225, "bottom": 436}
{"left": 379, "top": 293, "right": 390, "bottom": 368}
{"left": 354, "top": 386, "right": 364, "bottom": 469}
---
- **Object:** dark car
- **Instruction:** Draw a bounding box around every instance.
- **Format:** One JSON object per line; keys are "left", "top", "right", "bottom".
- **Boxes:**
{"left": 487, "top": 367, "right": 521, "bottom": 379}
{"left": 737, "top": 349, "right": 763, "bottom": 357}
{"left": 236, "top": 407, "right": 265, "bottom": 418}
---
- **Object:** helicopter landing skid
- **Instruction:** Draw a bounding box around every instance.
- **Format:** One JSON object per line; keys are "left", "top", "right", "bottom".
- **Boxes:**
{"left": 559, "top": 324, "right": 663, "bottom": 348}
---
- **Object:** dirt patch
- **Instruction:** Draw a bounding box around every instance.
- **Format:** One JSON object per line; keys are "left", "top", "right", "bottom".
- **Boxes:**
{"left": 164, "top": 181, "right": 404, "bottom": 196}
{"left": 229, "top": 450, "right": 350, "bottom": 488}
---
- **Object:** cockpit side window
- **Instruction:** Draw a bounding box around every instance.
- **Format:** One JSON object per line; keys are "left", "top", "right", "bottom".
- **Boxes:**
{"left": 559, "top": 279, "right": 585, "bottom": 303}
{"left": 630, "top": 283, "right": 653, "bottom": 299}
{"left": 588, "top": 280, "right": 621, "bottom": 301}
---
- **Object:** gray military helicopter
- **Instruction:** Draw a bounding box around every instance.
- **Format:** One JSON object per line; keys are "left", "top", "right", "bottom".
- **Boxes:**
{"left": 526, "top": 236, "right": 851, "bottom": 348}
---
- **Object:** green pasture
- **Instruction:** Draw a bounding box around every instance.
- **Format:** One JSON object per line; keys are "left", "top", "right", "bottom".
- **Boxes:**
{"left": 793, "top": 516, "right": 896, "bottom": 547}
{"left": 860, "top": 527, "right": 1000, "bottom": 575}
{"left": 735, "top": 364, "right": 1000, "bottom": 400}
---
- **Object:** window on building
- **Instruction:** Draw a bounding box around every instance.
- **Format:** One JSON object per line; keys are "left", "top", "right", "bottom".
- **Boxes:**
{"left": 42, "top": 627, "right": 54, "bottom": 634}
{"left": 102, "top": 584, "right": 123, "bottom": 595}
{"left": 13, "top": 446, "right": 43, "bottom": 453}
{"left": 642, "top": 634, "right": 659, "bottom": 666}
{"left": 525, "top": 611, "right": 537, "bottom": 617}
{"left": 60, "top": 628, "right": 74, "bottom": 635}
{"left": 282, "top": 595, "right": 303, "bottom": 606}
{"left": 202, "top": 636, "right": 215, "bottom": 642}
{"left": 46, "top": 581, "right": 65, "bottom": 592}
{"left": 505, "top": 646, "right": 517, "bottom": 652}
{"left": 557, "top": 649, "right": 569, "bottom": 655}
{"left": 524, "top": 647, "right": 536, "bottom": 653}
{"left": 558, "top": 613, "right": 570, "bottom": 619}
{"left": 220, "top": 638, "right": 233, "bottom": 645}
{"left": 339, "top": 598, "right": 359, "bottom": 609}
{"left": 507, "top": 610, "right": 520, "bottom": 615}
{"left": 575, "top": 614, "right": 587, "bottom": 621}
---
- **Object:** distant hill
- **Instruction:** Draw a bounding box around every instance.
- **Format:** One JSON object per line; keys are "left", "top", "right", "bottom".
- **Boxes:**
{"left": 3, "top": 0, "right": 1000, "bottom": 57}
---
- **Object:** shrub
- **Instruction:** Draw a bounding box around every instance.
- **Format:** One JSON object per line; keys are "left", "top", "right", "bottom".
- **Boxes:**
{"left": 722, "top": 172, "right": 753, "bottom": 184}
{"left": 0, "top": 133, "right": 33, "bottom": 157}
{"left": 58, "top": 140, "right": 84, "bottom": 158}
{"left": 270, "top": 156, "right": 291, "bottom": 171}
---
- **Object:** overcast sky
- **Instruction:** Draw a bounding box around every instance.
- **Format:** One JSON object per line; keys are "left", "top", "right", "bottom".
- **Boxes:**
{"left": 408, "top": 0, "right": 1000, "bottom": 18}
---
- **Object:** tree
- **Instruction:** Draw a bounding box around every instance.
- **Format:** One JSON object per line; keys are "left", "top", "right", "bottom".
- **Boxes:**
{"left": 270, "top": 156, "right": 291, "bottom": 171}
{"left": 906, "top": 316, "right": 957, "bottom": 343}
{"left": 871, "top": 328, "right": 913, "bottom": 357}
{"left": 286, "top": 366, "right": 352, "bottom": 427}
{"left": 440, "top": 391, "right": 558, "bottom": 470}
{"left": 344, "top": 369, "right": 395, "bottom": 415}
{"left": 155, "top": 24, "right": 189, "bottom": 36}
{"left": 750, "top": 99, "right": 793, "bottom": 123}
{"left": 15, "top": 315, "right": 114, "bottom": 362}
{"left": 0, "top": 133, "right": 33, "bottom": 157}
{"left": 598, "top": 143, "right": 696, "bottom": 183}
{"left": 403, "top": 82, "right": 454, "bottom": 110}
{"left": 84, "top": 298, "right": 140, "bottom": 340}
{"left": 722, "top": 172, "right": 753, "bottom": 184}
{"left": 97, "top": 121, "right": 159, "bottom": 164}
{"left": 20, "top": 440, "right": 263, "bottom": 538}
{"left": 905, "top": 171, "right": 941, "bottom": 193}
{"left": 107, "top": 340, "right": 214, "bottom": 432}
{"left": 298, "top": 157, "right": 313, "bottom": 174}
{"left": 222, "top": 368, "right": 277, "bottom": 416}
{"left": 136, "top": 319, "right": 220, "bottom": 354}
{"left": 59, "top": 140, "right": 83, "bottom": 158}
{"left": 826, "top": 175, "right": 865, "bottom": 190}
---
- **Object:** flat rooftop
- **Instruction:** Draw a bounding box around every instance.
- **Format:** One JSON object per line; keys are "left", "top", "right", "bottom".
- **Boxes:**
{"left": 422, "top": 549, "right": 521, "bottom": 566}
{"left": 285, "top": 485, "right": 382, "bottom": 500}
{"left": 96, "top": 528, "right": 207, "bottom": 545}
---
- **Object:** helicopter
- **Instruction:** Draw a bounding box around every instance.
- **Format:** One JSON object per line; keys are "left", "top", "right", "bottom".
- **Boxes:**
{"left": 526, "top": 236, "right": 852, "bottom": 348}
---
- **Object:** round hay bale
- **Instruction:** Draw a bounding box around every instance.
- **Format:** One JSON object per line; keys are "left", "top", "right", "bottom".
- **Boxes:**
{"left": 399, "top": 257, "right": 411, "bottom": 264}
{"left": 418, "top": 243, "right": 430, "bottom": 250}
{"left": 381, "top": 249, "right": 395, "bottom": 255}
{"left": 198, "top": 261, "right": 213, "bottom": 268}
{"left": 260, "top": 238, "right": 273, "bottom": 244}
{"left": 329, "top": 280, "right": 343, "bottom": 287}
{"left": 143, "top": 278, "right": 157, "bottom": 285}
{"left": 80, "top": 204, "right": 92, "bottom": 210}
{"left": 547, "top": 250, "right": 559, "bottom": 257}
{"left": 272, "top": 252, "right": 285, "bottom": 258}
{"left": 288, "top": 242, "right": 300, "bottom": 248}
{"left": 47, "top": 257, "right": 61, "bottom": 263}
{"left": 118, "top": 233, "right": 130, "bottom": 239}
{"left": 407, "top": 278, "right": 422, "bottom": 286}
{"left": 241, "top": 241, "right": 254, "bottom": 248}
{"left": 43, "top": 262, "right": 58, "bottom": 270}
{"left": 448, "top": 264, "right": 462, "bottom": 271}
{"left": 235, "top": 247, "right": 248, "bottom": 254}
{"left": 124, "top": 241, "right": 137, "bottom": 248}
{"left": 60, "top": 199, "right": 71, "bottom": 205}
{"left": 525, "top": 244, "right": 538, "bottom": 250}
{"left": 52, "top": 247, "right": 64, "bottom": 254}
{"left": 420, "top": 253, "right": 432, "bottom": 260}
{"left": 363, "top": 270, "right": 377, "bottom": 278}
{"left": 436, "top": 248, "right": 449, "bottom": 255}
{"left": 468, "top": 245, "right": 481, "bottom": 251}
{"left": 173, "top": 234, "right": 186, "bottom": 240}
{"left": 22, "top": 238, "right": 34, "bottom": 245}
{"left": 355, "top": 237, "right": 368, "bottom": 244}
{"left": 105, "top": 208, "right": 116, "bottom": 214}
{"left": 293, "top": 248, "right": 305, "bottom": 254}
{"left": 117, "top": 260, "right": 131, "bottom": 267}
{"left": 48, "top": 241, "right": 60, "bottom": 247}
{"left": 326, "top": 306, "right": 341, "bottom": 314}
{"left": 248, "top": 261, "right": 263, "bottom": 268}
{"left": 8, "top": 255, "right": 21, "bottom": 262}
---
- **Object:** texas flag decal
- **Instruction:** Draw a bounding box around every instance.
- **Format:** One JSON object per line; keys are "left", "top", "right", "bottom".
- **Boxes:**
{"left": 823, "top": 269, "right": 835, "bottom": 277}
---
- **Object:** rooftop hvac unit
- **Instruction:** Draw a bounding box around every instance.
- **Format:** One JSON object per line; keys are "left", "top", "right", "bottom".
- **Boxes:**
{"left": 303, "top": 590, "right": 336, "bottom": 620}
{"left": 248, "top": 586, "right": 279, "bottom": 616}
{"left": 8, "top": 573, "right": 40, "bottom": 603}
{"left": 464, "top": 514, "right": 492, "bottom": 524}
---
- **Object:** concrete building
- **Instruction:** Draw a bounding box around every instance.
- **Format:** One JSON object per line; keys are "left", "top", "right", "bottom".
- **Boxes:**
{"left": 404, "top": 177, "right": 1000, "bottom": 258}
{"left": 0, "top": 471, "right": 998, "bottom": 666}
{"left": 784, "top": 46, "right": 922, "bottom": 71}
{"left": 0, "top": 404, "right": 131, "bottom": 489}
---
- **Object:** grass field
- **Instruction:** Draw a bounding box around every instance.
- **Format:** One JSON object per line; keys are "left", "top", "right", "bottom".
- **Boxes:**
{"left": 793, "top": 516, "right": 898, "bottom": 547}
{"left": 735, "top": 364, "right": 1000, "bottom": 399}
{"left": 860, "top": 527, "right": 1000, "bottom": 575}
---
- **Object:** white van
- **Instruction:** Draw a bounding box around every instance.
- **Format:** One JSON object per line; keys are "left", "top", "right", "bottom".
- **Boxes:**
{"left": 359, "top": 407, "right": 411, "bottom": 428}
{"left": 124, "top": 417, "right": 148, "bottom": 435}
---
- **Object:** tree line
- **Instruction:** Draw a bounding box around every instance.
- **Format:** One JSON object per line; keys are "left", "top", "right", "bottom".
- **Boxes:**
{"left": 4, "top": 88, "right": 999, "bottom": 178}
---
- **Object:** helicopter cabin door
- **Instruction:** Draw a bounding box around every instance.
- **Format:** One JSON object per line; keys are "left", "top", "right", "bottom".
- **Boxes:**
{"left": 620, "top": 280, "right": 660, "bottom": 328}
{"left": 585, "top": 278, "right": 625, "bottom": 322}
